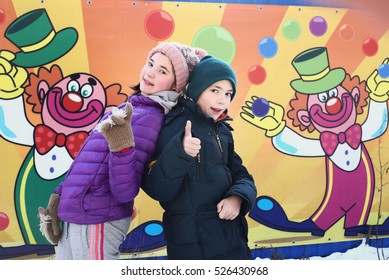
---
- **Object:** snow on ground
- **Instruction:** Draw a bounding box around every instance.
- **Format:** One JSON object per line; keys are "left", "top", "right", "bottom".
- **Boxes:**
{"left": 256, "top": 238, "right": 389, "bottom": 260}
{"left": 309, "top": 238, "right": 389, "bottom": 260}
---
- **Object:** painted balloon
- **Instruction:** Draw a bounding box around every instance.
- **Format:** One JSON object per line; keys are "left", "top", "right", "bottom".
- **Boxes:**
{"left": 144, "top": 10, "right": 174, "bottom": 41}
{"left": 258, "top": 37, "right": 278, "bottom": 58}
{"left": 252, "top": 97, "right": 270, "bottom": 117}
{"left": 362, "top": 37, "right": 378, "bottom": 57}
{"left": 378, "top": 63, "right": 389, "bottom": 79}
{"left": 192, "top": 25, "right": 236, "bottom": 64}
{"left": 0, "top": 9, "right": 5, "bottom": 24}
{"left": 309, "top": 16, "right": 327, "bottom": 37}
{"left": 339, "top": 24, "right": 354, "bottom": 42}
{"left": 0, "top": 212, "right": 10, "bottom": 231}
{"left": 282, "top": 19, "right": 301, "bottom": 41}
{"left": 248, "top": 65, "right": 266, "bottom": 85}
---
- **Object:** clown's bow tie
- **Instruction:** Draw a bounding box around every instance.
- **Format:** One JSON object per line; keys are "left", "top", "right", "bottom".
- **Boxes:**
{"left": 34, "top": 124, "right": 88, "bottom": 159}
{"left": 320, "top": 124, "right": 362, "bottom": 156}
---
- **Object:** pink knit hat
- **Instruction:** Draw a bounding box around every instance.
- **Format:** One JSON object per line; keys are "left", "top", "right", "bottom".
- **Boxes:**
{"left": 147, "top": 42, "right": 207, "bottom": 92}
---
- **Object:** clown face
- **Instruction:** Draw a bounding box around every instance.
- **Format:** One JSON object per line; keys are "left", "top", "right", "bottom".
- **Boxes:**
{"left": 40, "top": 73, "right": 106, "bottom": 134}
{"left": 298, "top": 84, "right": 360, "bottom": 134}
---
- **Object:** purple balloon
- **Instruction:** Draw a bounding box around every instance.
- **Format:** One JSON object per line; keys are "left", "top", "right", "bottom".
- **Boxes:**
{"left": 309, "top": 16, "right": 327, "bottom": 37}
{"left": 252, "top": 98, "right": 270, "bottom": 117}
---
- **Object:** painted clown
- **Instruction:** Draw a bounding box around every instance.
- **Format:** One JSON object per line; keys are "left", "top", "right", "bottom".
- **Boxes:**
{"left": 241, "top": 47, "right": 389, "bottom": 237}
{"left": 0, "top": 9, "right": 127, "bottom": 251}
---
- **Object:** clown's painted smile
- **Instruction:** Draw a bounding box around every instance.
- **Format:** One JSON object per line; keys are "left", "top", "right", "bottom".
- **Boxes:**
{"left": 309, "top": 92, "right": 354, "bottom": 129}
{"left": 47, "top": 87, "right": 103, "bottom": 128}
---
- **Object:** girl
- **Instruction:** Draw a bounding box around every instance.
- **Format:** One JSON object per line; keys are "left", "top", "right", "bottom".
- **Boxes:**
{"left": 142, "top": 56, "right": 257, "bottom": 260}
{"left": 38, "top": 42, "right": 206, "bottom": 259}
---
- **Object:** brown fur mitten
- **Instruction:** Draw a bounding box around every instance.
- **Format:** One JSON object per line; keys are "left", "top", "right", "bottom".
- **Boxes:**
{"left": 37, "top": 194, "right": 61, "bottom": 245}
{"left": 100, "top": 103, "right": 135, "bottom": 152}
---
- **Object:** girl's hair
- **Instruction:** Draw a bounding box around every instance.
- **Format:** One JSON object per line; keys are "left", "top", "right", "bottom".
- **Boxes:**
{"left": 130, "top": 83, "right": 141, "bottom": 92}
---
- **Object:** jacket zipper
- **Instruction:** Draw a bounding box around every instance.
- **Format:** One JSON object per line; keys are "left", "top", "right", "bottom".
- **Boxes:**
{"left": 196, "top": 122, "right": 223, "bottom": 179}
{"left": 215, "top": 125, "right": 223, "bottom": 153}
{"left": 216, "top": 134, "right": 223, "bottom": 153}
{"left": 197, "top": 152, "right": 201, "bottom": 179}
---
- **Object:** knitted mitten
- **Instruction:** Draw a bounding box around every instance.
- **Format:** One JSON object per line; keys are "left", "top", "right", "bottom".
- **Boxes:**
{"left": 37, "top": 194, "right": 61, "bottom": 245}
{"left": 100, "top": 103, "right": 135, "bottom": 152}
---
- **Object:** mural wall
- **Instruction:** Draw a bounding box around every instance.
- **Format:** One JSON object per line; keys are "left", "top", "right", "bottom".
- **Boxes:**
{"left": 0, "top": 0, "right": 388, "bottom": 259}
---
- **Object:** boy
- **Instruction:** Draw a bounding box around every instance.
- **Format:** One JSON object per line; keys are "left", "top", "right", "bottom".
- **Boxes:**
{"left": 142, "top": 56, "right": 257, "bottom": 260}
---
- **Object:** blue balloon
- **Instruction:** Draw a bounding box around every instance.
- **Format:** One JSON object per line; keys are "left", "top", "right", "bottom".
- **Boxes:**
{"left": 258, "top": 37, "right": 278, "bottom": 58}
{"left": 252, "top": 97, "right": 270, "bottom": 117}
{"left": 378, "top": 63, "right": 389, "bottom": 79}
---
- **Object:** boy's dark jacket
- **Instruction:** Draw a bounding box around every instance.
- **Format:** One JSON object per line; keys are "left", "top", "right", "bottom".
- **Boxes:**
{"left": 142, "top": 97, "right": 257, "bottom": 259}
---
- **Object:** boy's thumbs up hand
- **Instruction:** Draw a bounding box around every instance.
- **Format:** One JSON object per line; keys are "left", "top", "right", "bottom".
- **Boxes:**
{"left": 183, "top": 120, "right": 201, "bottom": 157}
{"left": 185, "top": 119, "right": 192, "bottom": 138}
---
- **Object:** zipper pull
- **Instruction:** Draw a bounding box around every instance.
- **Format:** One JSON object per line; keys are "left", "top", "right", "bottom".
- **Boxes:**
{"left": 216, "top": 134, "right": 223, "bottom": 152}
{"left": 196, "top": 153, "right": 201, "bottom": 179}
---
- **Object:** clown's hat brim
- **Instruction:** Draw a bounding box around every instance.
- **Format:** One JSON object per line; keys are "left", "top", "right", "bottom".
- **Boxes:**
{"left": 11, "top": 28, "right": 78, "bottom": 68}
{"left": 290, "top": 68, "right": 346, "bottom": 94}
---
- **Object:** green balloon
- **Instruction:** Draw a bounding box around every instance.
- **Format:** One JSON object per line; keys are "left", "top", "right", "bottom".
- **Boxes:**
{"left": 192, "top": 25, "right": 236, "bottom": 64}
{"left": 282, "top": 19, "right": 301, "bottom": 41}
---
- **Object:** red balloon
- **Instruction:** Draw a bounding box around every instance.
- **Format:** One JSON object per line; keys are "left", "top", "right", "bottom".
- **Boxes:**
{"left": 0, "top": 212, "right": 10, "bottom": 231}
{"left": 0, "top": 9, "right": 5, "bottom": 25}
{"left": 144, "top": 10, "right": 174, "bottom": 41}
{"left": 248, "top": 65, "right": 266, "bottom": 85}
{"left": 362, "top": 37, "right": 378, "bottom": 57}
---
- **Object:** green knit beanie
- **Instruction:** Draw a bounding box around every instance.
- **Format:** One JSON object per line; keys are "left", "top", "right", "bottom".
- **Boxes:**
{"left": 186, "top": 56, "right": 237, "bottom": 102}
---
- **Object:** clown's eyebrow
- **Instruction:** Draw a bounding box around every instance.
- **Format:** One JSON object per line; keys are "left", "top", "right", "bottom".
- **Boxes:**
{"left": 70, "top": 73, "right": 80, "bottom": 80}
{"left": 69, "top": 74, "right": 97, "bottom": 86}
{"left": 88, "top": 78, "right": 97, "bottom": 86}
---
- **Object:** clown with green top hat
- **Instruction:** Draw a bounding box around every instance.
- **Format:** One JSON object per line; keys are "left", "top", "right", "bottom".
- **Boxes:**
{"left": 0, "top": 9, "right": 78, "bottom": 257}
{"left": 290, "top": 47, "right": 346, "bottom": 94}
{"left": 241, "top": 47, "right": 389, "bottom": 237}
{"left": 4, "top": 9, "right": 78, "bottom": 68}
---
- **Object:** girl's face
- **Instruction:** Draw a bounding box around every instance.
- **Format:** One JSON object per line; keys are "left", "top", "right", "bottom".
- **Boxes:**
{"left": 196, "top": 80, "right": 233, "bottom": 120}
{"left": 139, "top": 52, "right": 176, "bottom": 95}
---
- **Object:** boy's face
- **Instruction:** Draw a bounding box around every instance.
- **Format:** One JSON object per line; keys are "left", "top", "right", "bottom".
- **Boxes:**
{"left": 140, "top": 52, "right": 176, "bottom": 95}
{"left": 196, "top": 80, "right": 233, "bottom": 120}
